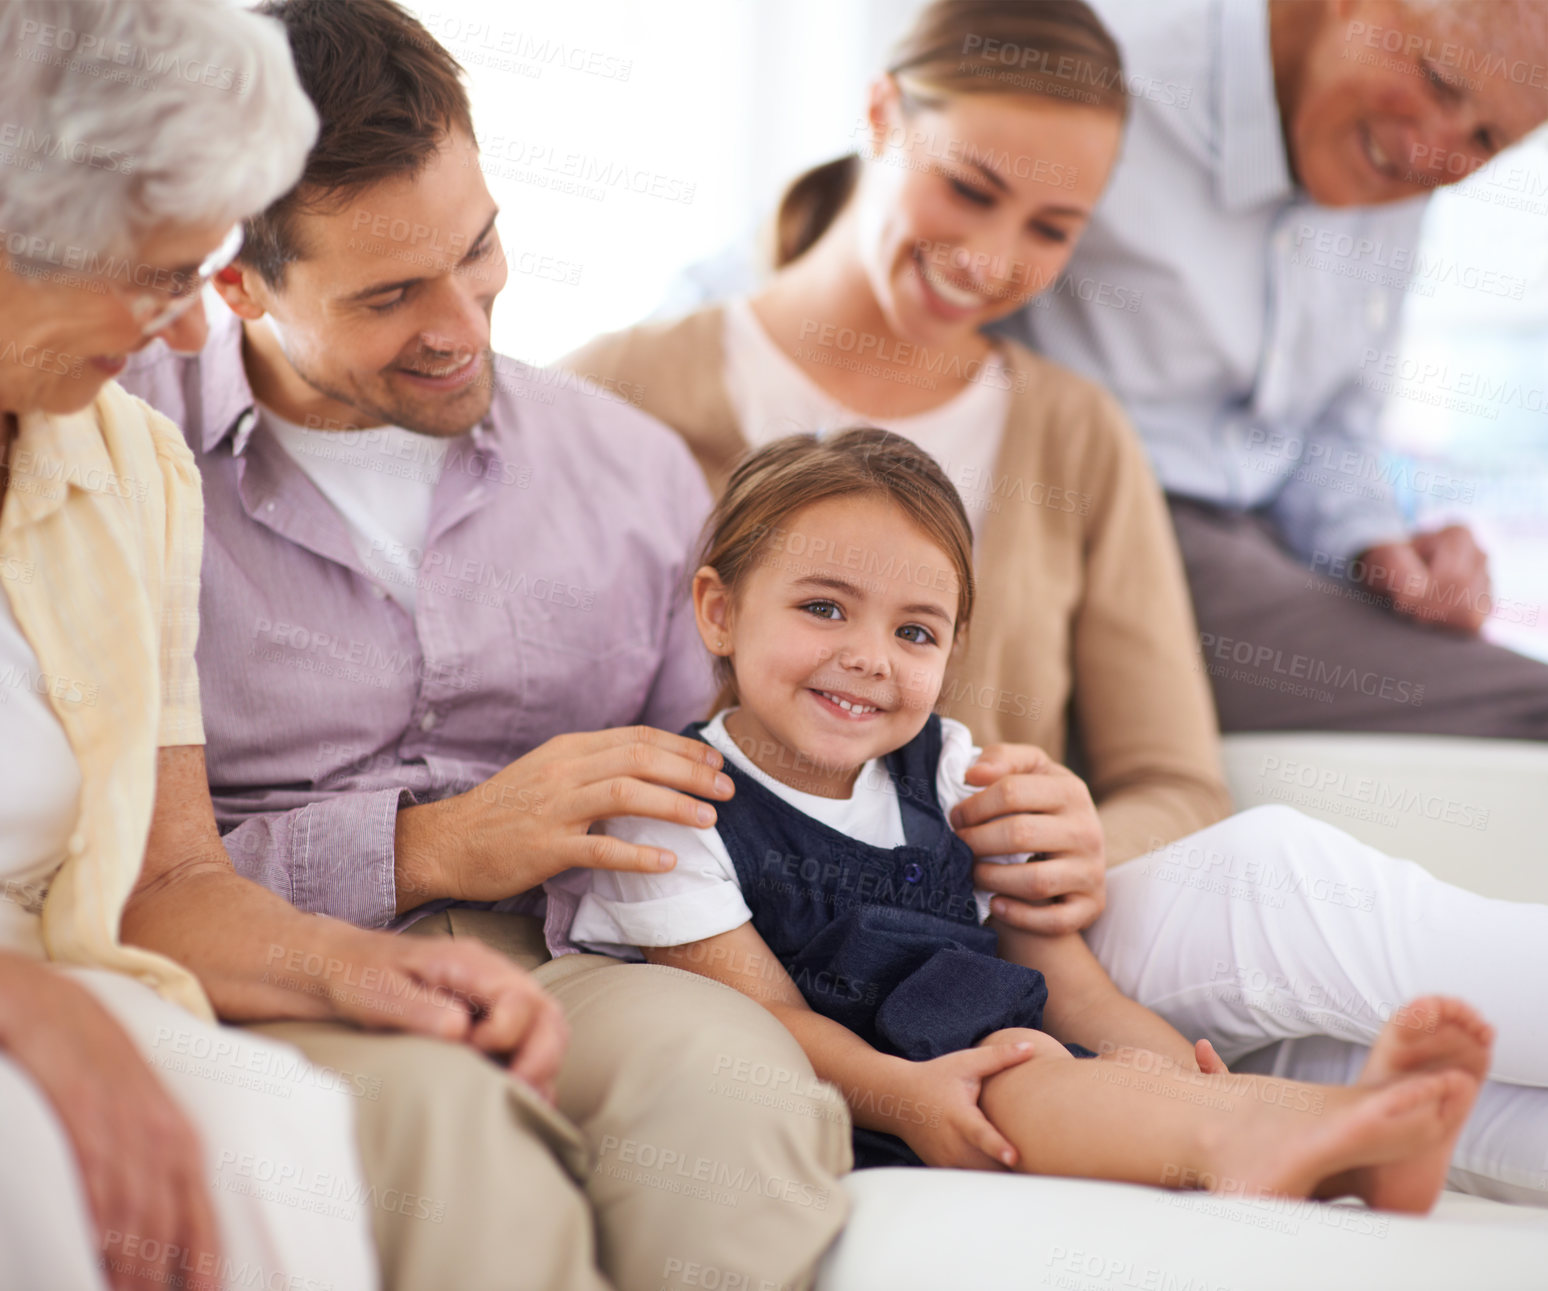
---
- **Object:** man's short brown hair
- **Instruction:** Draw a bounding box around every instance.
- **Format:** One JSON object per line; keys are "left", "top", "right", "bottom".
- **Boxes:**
{"left": 242, "top": 0, "right": 475, "bottom": 286}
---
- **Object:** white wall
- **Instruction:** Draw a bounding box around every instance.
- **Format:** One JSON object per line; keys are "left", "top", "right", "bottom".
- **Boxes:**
{"left": 1379, "top": 132, "right": 1548, "bottom": 661}
{"left": 402, "top": 0, "right": 920, "bottom": 365}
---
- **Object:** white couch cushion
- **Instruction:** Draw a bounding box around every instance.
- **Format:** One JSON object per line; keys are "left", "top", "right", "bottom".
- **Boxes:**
{"left": 820, "top": 1168, "right": 1548, "bottom": 1290}
{"left": 1219, "top": 733, "right": 1548, "bottom": 903}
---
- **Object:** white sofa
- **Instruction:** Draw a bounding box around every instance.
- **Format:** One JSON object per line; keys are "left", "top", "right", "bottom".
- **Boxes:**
{"left": 818, "top": 734, "right": 1548, "bottom": 1291}
{"left": 1218, "top": 733, "right": 1548, "bottom": 904}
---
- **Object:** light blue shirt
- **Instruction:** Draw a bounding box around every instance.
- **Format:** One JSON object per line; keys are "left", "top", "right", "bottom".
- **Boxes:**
{"left": 996, "top": 0, "right": 1428, "bottom": 565}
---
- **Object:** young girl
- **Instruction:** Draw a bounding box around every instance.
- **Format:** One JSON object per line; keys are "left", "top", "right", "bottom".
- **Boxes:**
{"left": 568, "top": 428, "right": 1494, "bottom": 1211}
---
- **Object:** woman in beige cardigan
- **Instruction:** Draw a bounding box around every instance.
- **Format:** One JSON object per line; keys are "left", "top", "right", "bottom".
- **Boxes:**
{"left": 559, "top": 0, "right": 1548, "bottom": 1204}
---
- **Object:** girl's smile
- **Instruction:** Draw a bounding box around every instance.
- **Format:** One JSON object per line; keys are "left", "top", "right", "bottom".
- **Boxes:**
{"left": 809, "top": 686, "right": 888, "bottom": 719}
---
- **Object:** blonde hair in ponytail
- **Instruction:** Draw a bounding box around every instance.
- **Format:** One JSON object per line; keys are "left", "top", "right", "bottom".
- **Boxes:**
{"left": 771, "top": 0, "right": 1127, "bottom": 270}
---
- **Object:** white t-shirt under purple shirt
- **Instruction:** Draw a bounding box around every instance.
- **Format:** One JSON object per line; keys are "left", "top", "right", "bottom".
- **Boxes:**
{"left": 262, "top": 403, "right": 448, "bottom": 614}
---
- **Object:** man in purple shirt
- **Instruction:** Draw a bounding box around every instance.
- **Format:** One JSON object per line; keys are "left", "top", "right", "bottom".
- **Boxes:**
{"left": 120, "top": 3, "right": 850, "bottom": 1289}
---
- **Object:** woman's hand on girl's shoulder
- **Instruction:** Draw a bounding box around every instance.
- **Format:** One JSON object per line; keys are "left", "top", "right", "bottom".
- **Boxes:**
{"left": 950, "top": 743, "right": 1107, "bottom": 934}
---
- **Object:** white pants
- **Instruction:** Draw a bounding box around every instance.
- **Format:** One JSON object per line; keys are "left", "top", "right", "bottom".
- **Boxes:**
{"left": 0, "top": 967, "right": 378, "bottom": 1290}
{"left": 1087, "top": 804, "right": 1548, "bottom": 1206}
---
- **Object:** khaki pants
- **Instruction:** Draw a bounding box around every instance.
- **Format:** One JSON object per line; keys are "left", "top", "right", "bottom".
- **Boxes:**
{"left": 257, "top": 912, "right": 852, "bottom": 1291}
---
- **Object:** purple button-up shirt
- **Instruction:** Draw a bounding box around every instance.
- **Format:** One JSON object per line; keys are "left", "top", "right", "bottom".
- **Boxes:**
{"left": 119, "top": 305, "right": 715, "bottom": 930}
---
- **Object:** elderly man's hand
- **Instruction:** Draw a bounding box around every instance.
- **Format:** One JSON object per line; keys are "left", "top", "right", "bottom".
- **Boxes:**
{"left": 287, "top": 925, "right": 570, "bottom": 1103}
{"left": 1358, "top": 526, "right": 1491, "bottom": 634}
{"left": 0, "top": 954, "right": 222, "bottom": 1291}
{"left": 948, "top": 743, "right": 1107, "bottom": 935}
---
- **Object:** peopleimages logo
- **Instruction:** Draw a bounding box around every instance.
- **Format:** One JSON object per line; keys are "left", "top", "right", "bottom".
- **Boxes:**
{"left": 1256, "top": 755, "right": 1492, "bottom": 832}
{"left": 1198, "top": 632, "right": 1424, "bottom": 708}
{"left": 958, "top": 35, "right": 1193, "bottom": 108}
{"left": 1359, "top": 349, "right": 1548, "bottom": 413}
{"left": 1344, "top": 19, "right": 1548, "bottom": 90}
{"left": 0, "top": 226, "right": 198, "bottom": 294}
{"left": 15, "top": 18, "right": 248, "bottom": 92}
{"left": 1290, "top": 225, "right": 1526, "bottom": 300}
{"left": 0, "top": 122, "right": 132, "bottom": 172}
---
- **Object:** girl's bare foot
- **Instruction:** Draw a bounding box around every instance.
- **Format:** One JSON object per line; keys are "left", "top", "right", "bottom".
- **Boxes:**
{"left": 1200, "top": 1071, "right": 1455, "bottom": 1210}
{"left": 1318, "top": 996, "right": 1493, "bottom": 1211}
{"left": 1360, "top": 996, "right": 1494, "bottom": 1086}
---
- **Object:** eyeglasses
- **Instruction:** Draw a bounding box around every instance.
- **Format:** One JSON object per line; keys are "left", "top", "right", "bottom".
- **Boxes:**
{"left": 5, "top": 222, "right": 245, "bottom": 338}
{"left": 117, "top": 223, "right": 245, "bottom": 337}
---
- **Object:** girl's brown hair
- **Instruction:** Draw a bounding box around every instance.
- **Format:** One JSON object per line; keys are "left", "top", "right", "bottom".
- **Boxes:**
{"left": 772, "top": 0, "right": 1128, "bottom": 269}
{"left": 700, "top": 428, "right": 975, "bottom": 712}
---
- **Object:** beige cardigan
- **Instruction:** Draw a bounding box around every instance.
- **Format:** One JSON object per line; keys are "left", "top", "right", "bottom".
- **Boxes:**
{"left": 562, "top": 307, "right": 1231, "bottom": 863}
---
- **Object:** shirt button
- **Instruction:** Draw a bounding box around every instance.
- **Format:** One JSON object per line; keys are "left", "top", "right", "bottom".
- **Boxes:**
{"left": 903, "top": 862, "right": 922, "bottom": 884}
{"left": 1366, "top": 292, "right": 1388, "bottom": 330}
{"left": 419, "top": 710, "right": 438, "bottom": 732}
{"left": 67, "top": 831, "right": 87, "bottom": 856}
{"left": 370, "top": 585, "right": 389, "bottom": 600}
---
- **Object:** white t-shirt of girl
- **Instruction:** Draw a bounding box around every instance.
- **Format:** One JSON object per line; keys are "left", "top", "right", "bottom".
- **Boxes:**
{"left": 567, "top": 711, "right": 1027, "bottom": 959}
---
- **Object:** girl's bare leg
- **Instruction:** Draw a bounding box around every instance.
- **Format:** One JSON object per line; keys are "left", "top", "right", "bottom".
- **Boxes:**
{"left": 976, "top": 1025, "right": 1477, "bottom": 1213}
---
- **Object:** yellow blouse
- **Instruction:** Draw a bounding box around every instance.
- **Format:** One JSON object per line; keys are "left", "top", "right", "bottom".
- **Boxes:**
{"left": 1, "top": 381, "right": 211, "bottom": 1018}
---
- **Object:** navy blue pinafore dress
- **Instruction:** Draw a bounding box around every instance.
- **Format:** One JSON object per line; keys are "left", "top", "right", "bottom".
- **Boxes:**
{"left": 689, "top": 714, "right": 1063, "bottom": 1168}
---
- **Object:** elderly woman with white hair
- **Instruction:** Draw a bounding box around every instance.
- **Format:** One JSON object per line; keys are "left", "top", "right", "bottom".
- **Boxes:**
{"left": 0, "top": 4, "right": 573, "bottom": 1289}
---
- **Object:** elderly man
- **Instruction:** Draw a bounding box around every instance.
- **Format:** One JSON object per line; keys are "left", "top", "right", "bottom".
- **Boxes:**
{"left": 120, "top": 3, "right": 851, "bottom": 1291}
{"left": 997, "top": 0, "right": 1548, "bottom": 735}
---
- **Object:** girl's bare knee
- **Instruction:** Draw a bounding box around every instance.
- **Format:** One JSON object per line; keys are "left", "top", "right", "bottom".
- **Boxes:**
{"left": 977, "top": 1028, "right": 1072, "bottom": 1059}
